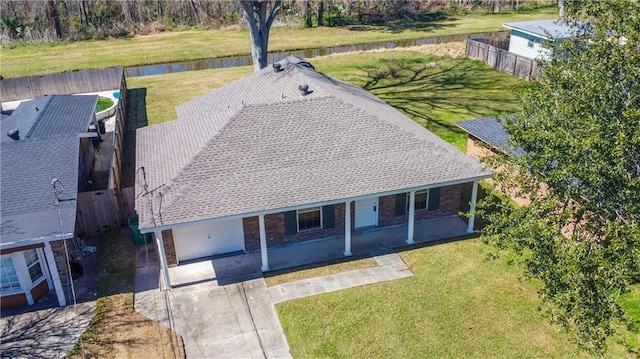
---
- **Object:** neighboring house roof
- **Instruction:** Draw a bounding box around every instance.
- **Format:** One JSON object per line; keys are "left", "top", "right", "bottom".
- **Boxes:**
{"left": 1, "top": 137, "right": 79, "bottom": 248}
{"left": 456, "top": 116, "right": 522, "bottom": 155}
{"left": 136, "top": 56, "right": 491, "bottom": 231}
{"left": 1, "top": 95, "right": 98, "bottom": 142}
{"left": 0, "top": 95, "right": 97, "bottom": 249}
{"left": 503, "top": 19, "right": 576, "bottom": 40}
{"left": 0, "top": 67, "right": 123, "bottom": 103}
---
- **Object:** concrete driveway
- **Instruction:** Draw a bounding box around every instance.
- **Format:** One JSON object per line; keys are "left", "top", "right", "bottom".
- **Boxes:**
{"left": 135, "top": 246, "right": 291, "bottom": 359}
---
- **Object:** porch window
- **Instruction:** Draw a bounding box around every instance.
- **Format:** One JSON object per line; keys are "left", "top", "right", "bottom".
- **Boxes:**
{"left": 405, "top": 188, "right": 441, "bottom": 213}
{"left": 24, "top": 249, "right": 43, "bottom": 283}
{"left": 0, "top": 257, "right": 21, "bottom": 293}
{"left": 297, "top": 207, "right": 322, "bottom": 231}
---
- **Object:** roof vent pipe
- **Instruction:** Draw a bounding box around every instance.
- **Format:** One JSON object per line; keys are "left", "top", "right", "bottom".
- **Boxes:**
{"left": 7, "top": 129, "right": 19, "bottom": 140}
{"left": 299, "top": 84, "right": 312, "bottom": 96}
{"left": 273, "top": 63, "right": 284, "bottom": 73}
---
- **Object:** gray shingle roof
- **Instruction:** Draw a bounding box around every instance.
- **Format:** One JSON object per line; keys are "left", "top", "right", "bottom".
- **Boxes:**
{"left": 1, "top": 95, "right": 97, "bottom": 142}
{"left": 456, "top": 116, "right": 523, "bottom": 155}
{"left": 136, "top": 56, "right": 490, "bottom": 230}
{"left": 1, "top": 136, "right": 79, "bottom": 247}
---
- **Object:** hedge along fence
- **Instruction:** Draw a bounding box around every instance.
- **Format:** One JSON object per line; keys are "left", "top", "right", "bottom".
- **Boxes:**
{"left": 467, "top": 38, "right": 540, "bottom": 80}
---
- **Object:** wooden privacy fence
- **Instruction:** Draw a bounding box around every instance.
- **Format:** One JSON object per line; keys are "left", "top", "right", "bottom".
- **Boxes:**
{"left": 76, "top": 187, "right": 135, "bottom": 235}
{"left": 467, "top": 39, "right": 540, "bottom": 80}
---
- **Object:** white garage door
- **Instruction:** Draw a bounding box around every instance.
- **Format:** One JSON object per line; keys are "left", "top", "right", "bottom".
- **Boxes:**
{"left": 173, "top": 219, "right": 245, "bottom": 262}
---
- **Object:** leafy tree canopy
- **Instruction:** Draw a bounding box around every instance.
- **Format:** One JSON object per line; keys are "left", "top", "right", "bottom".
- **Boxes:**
{"left": 478, "top": 0, "right": 640, "bottom": 354}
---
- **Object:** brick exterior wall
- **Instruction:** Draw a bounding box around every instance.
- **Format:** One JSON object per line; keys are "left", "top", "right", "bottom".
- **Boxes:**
{"left": 466, "top": 135, "right": 499, "bottom": 161}
{"left": 50, "top": 239, "right": 72, "bottom": 303}
{"left": 466, "top": 136, "right": 529, "bottom": 205}
{"left": 161, "top": 229, "right": 177, "bottom": 266}
{"left": 244, "top": 203, "right": 348, "bottom": 250}
{"left": 243, "top": 184, "right": 463, "bottom": 250}
{"left": 378, "top": 185, "right": 462, "bottom": 227}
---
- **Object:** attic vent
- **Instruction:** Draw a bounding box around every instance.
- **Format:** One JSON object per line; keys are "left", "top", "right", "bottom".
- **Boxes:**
{"left": 299, "top": 84, "right": 312, "bottom": 96}
{"left": 273, "top": 63, "right": 284, "bottom": 73}
{"left": 298, "top": 61, "right": 315, "bottom": 70}
{"left": 7, "top": 129, "right": 19, "bottom": 140}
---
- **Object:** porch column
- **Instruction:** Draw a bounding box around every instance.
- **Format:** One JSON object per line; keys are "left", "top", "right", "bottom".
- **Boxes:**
{"left": 344, "top": 201, "right": 352, "bottom": 256}
{"left": 406, "top": 191, "right": 416, "bottom": 244}
{"left": 259, "top": 215, "right": 269, "bottom": 272}
{"left": 44, "top": 241, "right": 66, "bottom": 306}
{"left": 154, "top": 231, "right": 172, "bottom": 291}
{"left": 467, "top": 181, "right": 479, "bottom": 233}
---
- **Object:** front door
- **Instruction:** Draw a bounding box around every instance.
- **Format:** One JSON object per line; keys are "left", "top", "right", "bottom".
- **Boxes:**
{"left": 355, "top": 197, "right": 378, "bottom": 229}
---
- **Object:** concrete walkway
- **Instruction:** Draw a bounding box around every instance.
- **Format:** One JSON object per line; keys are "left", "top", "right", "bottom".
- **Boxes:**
{"left": 135, "top": 216, "right": 470, "bottom": 359}
{"left": 269, "top": 251, "right": 412, "bottom": 304}
{"left": 135, "top": 243, "right": 291, "bottom": 359}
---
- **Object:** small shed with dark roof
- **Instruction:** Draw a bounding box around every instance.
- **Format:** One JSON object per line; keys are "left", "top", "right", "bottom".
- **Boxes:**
{"left": 456, "top": 116, "right": 523, "bottom": 160}
{"left": 136, "top": 56, "right": 491, "bottom": 285}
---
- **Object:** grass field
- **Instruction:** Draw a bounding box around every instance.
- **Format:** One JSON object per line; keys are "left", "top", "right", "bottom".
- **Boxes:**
{"left": 128, "top": 48, "right": 526, "bottom": 150}
{"left": 0, "top": 8, "right": 556, "bottom": 77}
{"left": 277, "top": 238, "right": 632, "bottom": 358}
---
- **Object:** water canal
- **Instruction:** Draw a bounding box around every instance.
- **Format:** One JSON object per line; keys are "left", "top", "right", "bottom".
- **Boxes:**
{"left": 125, "top": 30, "right": 505, "bottom": 77}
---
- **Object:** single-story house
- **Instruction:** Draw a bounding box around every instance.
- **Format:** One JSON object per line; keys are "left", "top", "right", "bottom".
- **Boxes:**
{"left": 457, "top": 116, "right": 528, "bottom": 205}
{"left": 502, "top": 19, "right": 575, "bottom": 59}
{"left": 1, "top": 95, "right": 100, "bottom": 309}
{"left": 136, "top": 56, "right": 491, "bottom": 288}
{"left": 456, "top": 116, "right": 522, "bottom": 160}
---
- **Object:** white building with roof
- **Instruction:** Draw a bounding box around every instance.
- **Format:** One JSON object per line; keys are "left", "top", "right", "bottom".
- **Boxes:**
{"left": 503, "top": 19, "right": 576, "bottom": 59}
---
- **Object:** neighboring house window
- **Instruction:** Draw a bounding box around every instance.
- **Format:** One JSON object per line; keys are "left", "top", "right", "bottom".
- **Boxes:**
{"left": 297, "top": 207, "right": 322, "bottom": 231}
{"left": 24, "top": 249, "right": 44, "bottom": 283}
{"left": 527, "top": 38, "right": 535, "bottom": 48}
{"left": 0, "top": 257, "right": 21, "bottom": 293}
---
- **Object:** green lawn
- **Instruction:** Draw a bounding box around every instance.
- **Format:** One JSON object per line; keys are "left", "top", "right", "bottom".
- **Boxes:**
{"left": 128, "top": 51, "right": 526, "bottom": 150}
{"left": 0, "top": 8, "right": 557, "bottom": 77}
{"left": 277, "top": 239, "right": 630, "bottom": 358}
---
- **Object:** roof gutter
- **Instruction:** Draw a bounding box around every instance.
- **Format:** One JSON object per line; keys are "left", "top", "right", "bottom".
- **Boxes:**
{"left": 0, "top": 232, "right": 75, "bottom": 252}
{"left": 503, "top": 23, "right": 553, "bottom": 41}
{"left": 139, "top": 173, "right": 492, "bottom": 234}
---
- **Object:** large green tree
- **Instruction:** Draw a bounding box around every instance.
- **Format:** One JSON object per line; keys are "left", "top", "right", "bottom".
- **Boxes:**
{"left": 478, "top": 0, "right": 639, "bottom": 354}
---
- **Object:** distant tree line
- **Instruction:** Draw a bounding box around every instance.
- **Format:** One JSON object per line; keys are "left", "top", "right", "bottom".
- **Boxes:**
{"left": 0, "top": 0, "right": 553, "bottom": 44}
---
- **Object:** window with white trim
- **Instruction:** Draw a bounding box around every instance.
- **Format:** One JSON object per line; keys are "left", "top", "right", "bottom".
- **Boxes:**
{"left": 24, "top": 249, "right": 44, "bottom": 283}
{"left": 407, "top": 190, "right": 429, "bottom": 212}
{"left": 0, "top": 257, "right": 21, "bottom": 293}
{"left": 297, "top": 207, "right": 322, "bottom": 231}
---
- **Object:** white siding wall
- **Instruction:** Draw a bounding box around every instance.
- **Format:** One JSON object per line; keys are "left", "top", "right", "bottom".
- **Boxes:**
{"left": 507, "top": 30, "right": 549, "bottom": 60}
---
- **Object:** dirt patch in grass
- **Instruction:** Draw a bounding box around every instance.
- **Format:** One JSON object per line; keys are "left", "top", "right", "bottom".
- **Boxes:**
{"left": 327, "top": 41, "right": 468, "bottom": 59}
{"left": 66, "top": 228, "right": 184, "bottom": 359}
{"left": 264, "top": 255, "right": 377, "bottom": 287}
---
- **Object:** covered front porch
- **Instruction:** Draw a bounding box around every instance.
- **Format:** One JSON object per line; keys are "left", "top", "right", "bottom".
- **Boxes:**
{"left": 166, "top": 214, "right": 472, "bottom": 287}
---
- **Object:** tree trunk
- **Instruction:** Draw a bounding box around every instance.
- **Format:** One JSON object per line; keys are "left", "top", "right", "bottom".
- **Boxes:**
{"left": 558, "top": 0, "right": 565, "bottom": 19}
{"left": 304, "top": 0, "right": 312, "bottom": 27}
{"left": 46, "top": 0, "right": 61, "bottom": 39}
{"left": 317, "top": 0, "right": 324, "bottom": 26}
{"left": 241, "top": 0, "right": 282, "bottom": 72}
{"left": 156, "top": 0, "right": 163, "bottom": 20}
{"left": 79, "top": 0, "right": 89, "bottom": 27}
